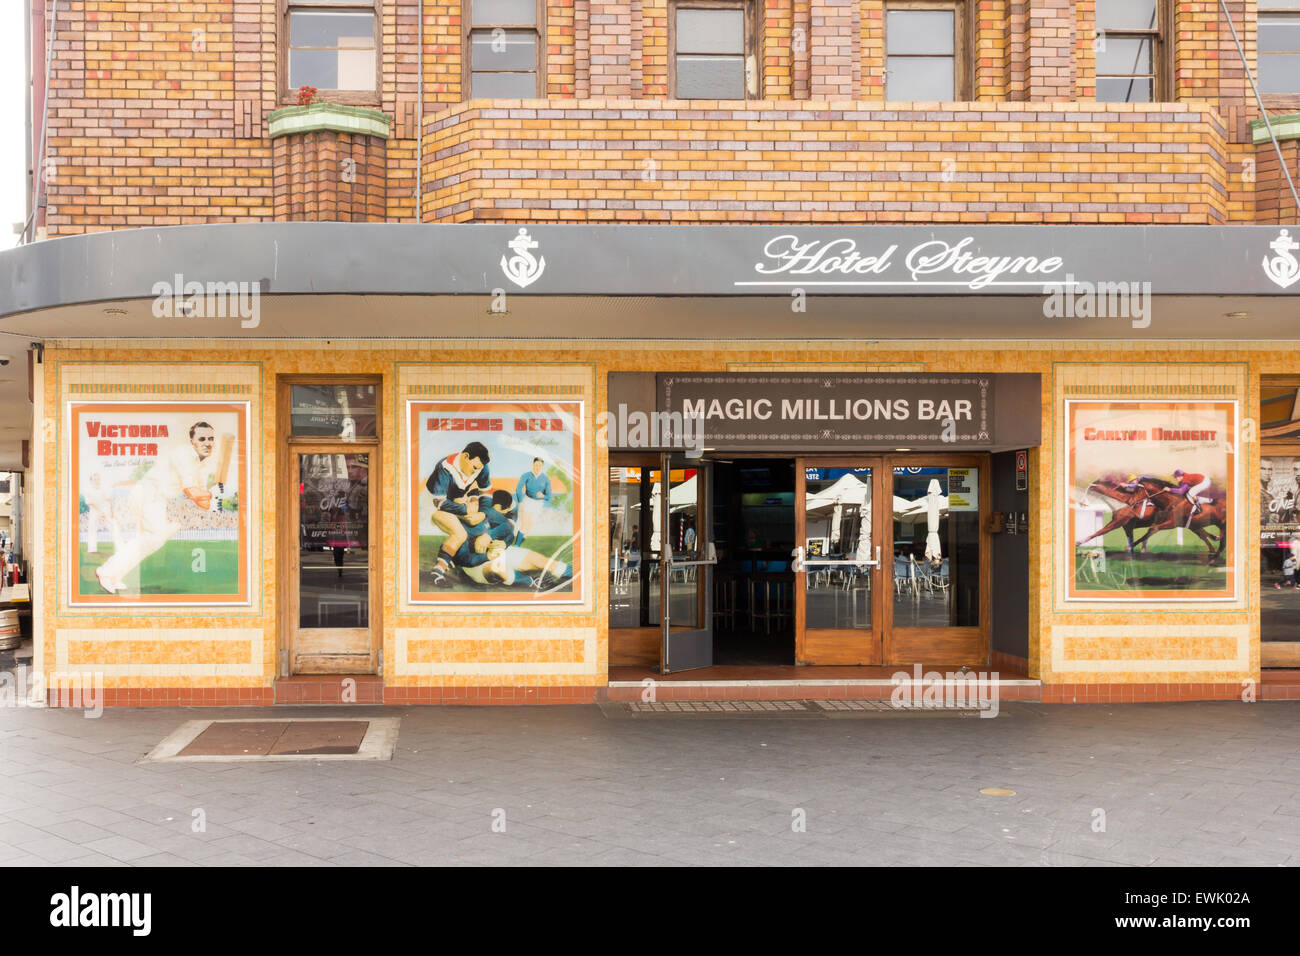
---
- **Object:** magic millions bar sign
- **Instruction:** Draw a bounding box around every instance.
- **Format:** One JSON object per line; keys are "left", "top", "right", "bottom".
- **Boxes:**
{"left": 657, "top": 373, "right": 993, "bottom": 450}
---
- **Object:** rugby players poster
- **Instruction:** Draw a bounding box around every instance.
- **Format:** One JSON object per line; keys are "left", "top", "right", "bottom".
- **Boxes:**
{"left": 1066, "top": 401, "right": 1236, "bottom": 601}
{"left": 69, "top": 401, "right": 249, "bottom": 605}
{"left": 408, "top": 400, "right": 582, "bottom": 604}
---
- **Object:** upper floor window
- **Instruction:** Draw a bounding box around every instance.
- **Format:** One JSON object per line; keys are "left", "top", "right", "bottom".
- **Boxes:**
{"left": 283, "top": 0, "right": 379, "bottom": 103}
{"left": 1260, "top": 1, "right": 1300, "bottom": 94}
{"left": 884, "top": 2, "right": 967, "bottom": 101}
{"left": 466, "top": 0, "right": 545, "bottom": 98}
{"left": 671, "top": 2, "right": 758, "bottom": 99}
{"left": 1095, "top": 0, "right": 1166, "bottom": 102}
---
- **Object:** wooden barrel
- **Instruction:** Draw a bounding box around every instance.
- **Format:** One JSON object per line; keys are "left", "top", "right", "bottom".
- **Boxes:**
{"left": 0, "top": 608, "right": 21, "bottom": 650}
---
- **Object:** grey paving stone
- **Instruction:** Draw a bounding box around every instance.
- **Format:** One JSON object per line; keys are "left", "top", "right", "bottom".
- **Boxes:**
{"left": 0, "top": 700, "right": 1298, "bottom": 866}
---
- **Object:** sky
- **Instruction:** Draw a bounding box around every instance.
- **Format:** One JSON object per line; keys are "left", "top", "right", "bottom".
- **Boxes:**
{"left": 1, "top": 1, "right": 26, "bottom": 245}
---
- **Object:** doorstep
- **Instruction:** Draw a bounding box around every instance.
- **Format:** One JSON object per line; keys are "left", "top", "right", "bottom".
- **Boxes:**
{"left": 274, "top": 675, "right": 384, "bottom": 705}
{"left": 606, "top": 676, "right": 1042, "bottom": 702}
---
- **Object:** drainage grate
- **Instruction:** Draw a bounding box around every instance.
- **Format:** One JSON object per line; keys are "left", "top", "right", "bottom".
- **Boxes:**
{"left": 144, "top": 717, "right": 401, "bottom": 762}
{"left": 180, "top": 720, "right": 369, "bottom": 756}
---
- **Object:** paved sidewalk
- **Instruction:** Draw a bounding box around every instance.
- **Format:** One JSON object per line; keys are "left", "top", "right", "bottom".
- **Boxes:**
{"left": 0, "top": 700, "right": 1297, "bottom": 866}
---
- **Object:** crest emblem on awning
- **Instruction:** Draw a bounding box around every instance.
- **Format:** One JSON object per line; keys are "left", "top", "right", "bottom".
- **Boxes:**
{"left": 1263, "top": 229, "right": 1299, "bottom": 289}
{"left": 501, "top": 228, "right": 545, "bottom": 288}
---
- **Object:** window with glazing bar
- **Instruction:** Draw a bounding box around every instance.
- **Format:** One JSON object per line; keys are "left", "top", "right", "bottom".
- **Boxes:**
{"left": 466, "top": 0, "right": 545, "bottom": 98}
{"left": 282, "top": 0, "right": 379, "bottom": 103}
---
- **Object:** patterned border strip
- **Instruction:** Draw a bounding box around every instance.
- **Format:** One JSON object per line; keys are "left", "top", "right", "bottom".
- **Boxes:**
{"left": 405, "top": 384, "right": 584, "bottom": 395}
{"left": 68, "top": 384, "right": 252, "bottom": 395}
{"left": 1063, "top": 384, "right": 1237, "bottom": 395}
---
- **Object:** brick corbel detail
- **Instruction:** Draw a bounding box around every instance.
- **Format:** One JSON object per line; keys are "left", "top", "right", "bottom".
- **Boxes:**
{"left": 273, "top": 131, "right": 388, "bottom": 221}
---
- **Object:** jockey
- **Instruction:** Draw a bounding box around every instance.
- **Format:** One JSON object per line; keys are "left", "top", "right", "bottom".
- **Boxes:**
{"left": 1119, "top": 474, "right": 1142, "bottom": 492}
{"left": 1172, "top": 468, "right": 1212, "bottom": 516}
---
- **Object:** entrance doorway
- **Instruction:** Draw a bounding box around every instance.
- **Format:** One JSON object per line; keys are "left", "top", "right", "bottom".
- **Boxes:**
{"left": 608, "top": 452, "right": 991, "bottom": 673}
{"left": 281, "top": 379, "right": 381, "bottom": 675}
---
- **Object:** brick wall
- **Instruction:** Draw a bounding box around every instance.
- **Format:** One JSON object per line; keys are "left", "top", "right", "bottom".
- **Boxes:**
{"left": 423, "top": 100, "right": 1231, "bottom": 223}
{"left": 271, "top": 130, "right": 388, "bottom": 221}
{"left": 34, "top": 0, "right": 1286, "bottom": 235}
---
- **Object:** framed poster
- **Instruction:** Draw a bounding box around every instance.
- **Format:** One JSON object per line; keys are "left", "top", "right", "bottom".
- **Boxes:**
{"left": 69, "top": 401, "right": 250, "bottom": 605}
{"left": 1066, "top": 401, "right": 1236, "bottom": 601}
{"left": 408, "top": 400, "right": 583, "bottom": 604}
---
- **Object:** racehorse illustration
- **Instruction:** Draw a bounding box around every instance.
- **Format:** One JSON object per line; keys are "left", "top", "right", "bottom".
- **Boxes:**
{"left": 1075, "top": 477, "right": 1169, "bottom": 553}
{"left": 1125, "top": 475, "right": 1227, "bottom": 563}
{"left": 1076, "top": 476, "right": 1226, "bottom": 564}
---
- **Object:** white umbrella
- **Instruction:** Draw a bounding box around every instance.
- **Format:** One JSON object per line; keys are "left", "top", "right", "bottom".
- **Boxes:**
{"left": 924, "top": 478, "right": 944, "bottom": 562}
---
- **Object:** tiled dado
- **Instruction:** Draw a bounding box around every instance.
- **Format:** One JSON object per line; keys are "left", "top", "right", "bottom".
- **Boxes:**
{"left": 383, "top": 685, "right": 602, "bottom": 705}
{"left": 1041, "top": 683, "right": 1248, "bottom": 703}
{"left": 54, "top": 628, "right": 265, "bottom": 678}
{"left": 389, "top": 627, "right": 601, "bottom": 679}
{"left": 50, "top": 688, "right": 276, "bottom": 707}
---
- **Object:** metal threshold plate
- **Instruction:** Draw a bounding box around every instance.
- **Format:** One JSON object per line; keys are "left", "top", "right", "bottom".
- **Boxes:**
{"left": 602, "top": 700, "right": 992, "bottom": 718}
{"left": 144, "top": 717, "right": 400, "bottom": 762}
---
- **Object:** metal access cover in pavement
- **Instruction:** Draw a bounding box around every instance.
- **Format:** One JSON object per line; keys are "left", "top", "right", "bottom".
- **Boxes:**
{"left": 143, "top": 717, "right": 401, "bottom": 762}
{"left": 603, "top": 700, "right": 992, "bottom": 718}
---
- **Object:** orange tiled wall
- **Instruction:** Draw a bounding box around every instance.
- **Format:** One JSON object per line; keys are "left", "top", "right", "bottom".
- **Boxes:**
{"left": 38, "top": 339, "right": 1284, "bottom": 693}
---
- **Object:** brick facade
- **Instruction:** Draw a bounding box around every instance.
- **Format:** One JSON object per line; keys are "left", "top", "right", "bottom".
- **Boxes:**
{"left": 33, "top": 0, "right": 1295, "bottom": 234}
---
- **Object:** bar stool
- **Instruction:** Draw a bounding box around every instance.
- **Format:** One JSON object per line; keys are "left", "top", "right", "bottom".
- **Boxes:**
{"left": 769, "top": 580, "right": 793, "bottom": 632}
{"left": 748, "top": 577, "right": 772, "bottom": 633}
{"left": 713, "top": 577, "right": 736, "bottom": 630}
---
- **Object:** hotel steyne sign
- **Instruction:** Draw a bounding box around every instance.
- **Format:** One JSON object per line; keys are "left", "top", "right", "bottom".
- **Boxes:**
{"left": 657, "top": 373, "right": 991, "bottom": 449}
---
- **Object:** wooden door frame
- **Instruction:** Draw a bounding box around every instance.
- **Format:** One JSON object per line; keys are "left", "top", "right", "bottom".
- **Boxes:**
{"left": 794, "top": 456, "right": 887, "bottom": 666}
{"left": 1260, "top": 442, "right": 1300, "bottom": 667}
{"left": 881, "top": 453, "right": 991, "bottom": 666}
{"left": 608, "top": 453, "right": 663, "bottom": 667}
{"left": 278, "top": 376, "right": 383, "bottom": 676}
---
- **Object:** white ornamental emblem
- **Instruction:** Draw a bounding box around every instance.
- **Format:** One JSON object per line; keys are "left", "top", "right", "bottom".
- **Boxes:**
{"left": 500, "top": 228, "right": 545, "bottom": 288}
{"left": 1262, "top": 228, "right": 1300, "bottom": 289}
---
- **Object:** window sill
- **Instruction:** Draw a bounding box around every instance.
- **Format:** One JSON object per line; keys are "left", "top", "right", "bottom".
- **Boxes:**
{"left": 280, "top": 91, "right": 382, "bottom": 109}
{"left": 1261, "top": 95, "right": 1300, "bottom": 113}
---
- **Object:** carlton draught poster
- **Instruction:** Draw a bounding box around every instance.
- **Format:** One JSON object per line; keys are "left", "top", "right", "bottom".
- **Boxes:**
{"left": 69, "top": 402, "right": 250, "bottom": 605}
{"left": 408, "top": 401, "right": 582, "bottom": 604}
{"left": 1067, "top": 401, "right": 1237, "bottom": 601}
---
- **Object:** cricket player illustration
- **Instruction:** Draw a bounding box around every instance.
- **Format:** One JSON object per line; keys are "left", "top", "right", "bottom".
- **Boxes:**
{"left": 94, "top": 421, "right": 235, "bottom": 594}
{"left": 83, "top": 471, "right": 121, "bottom": 555}
{"left": 425, "top": 440, "right": 493, "bottom": 587}
{"left": 515, "top": 456, "right": 551, "bottom": 536}
{"left": 451, "top": 491, "right": 573, "bottom": 589}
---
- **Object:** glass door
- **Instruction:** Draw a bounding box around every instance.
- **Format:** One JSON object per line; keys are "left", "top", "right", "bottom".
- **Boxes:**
{"left": 794, "top": 460, "right": 884, "bottom": 665}
{"left": 661, "top": 454, "right": 714, "bottom": 673}
{"left": 290, "top": 449, "right": 376, "bottom": 673}
{"left": 885, "top": 458, "right": 988, "bottom": 666}
{"left": 1261, "top": 447, "right": 1300, "bottom": 666}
